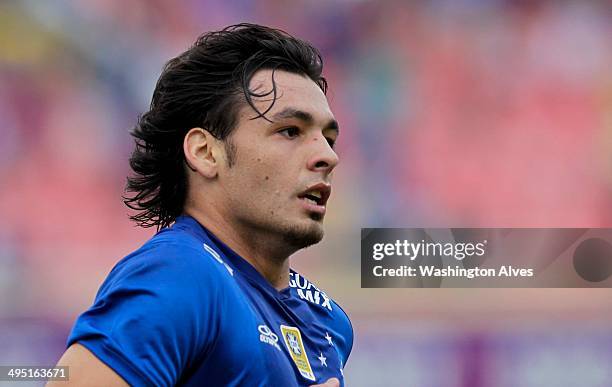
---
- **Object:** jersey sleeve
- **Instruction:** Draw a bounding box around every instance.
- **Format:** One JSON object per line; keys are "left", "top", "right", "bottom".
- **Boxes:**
{"left": 67, "top": 242, "right": 223, "bottom": 386}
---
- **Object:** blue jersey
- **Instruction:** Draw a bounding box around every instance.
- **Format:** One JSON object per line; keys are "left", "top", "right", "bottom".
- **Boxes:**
{"left": 67, "top": 215, "right": 353, "bottom": 386}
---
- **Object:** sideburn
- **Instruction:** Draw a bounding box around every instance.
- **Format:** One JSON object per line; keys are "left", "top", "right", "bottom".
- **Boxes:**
{"left": 223, "top": 136, "right": 237, "bottom": 167}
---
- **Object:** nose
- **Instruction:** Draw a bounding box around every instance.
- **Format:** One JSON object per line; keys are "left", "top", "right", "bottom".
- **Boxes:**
{"left": 306, "top": 134, "right": 339, "bottom": 173}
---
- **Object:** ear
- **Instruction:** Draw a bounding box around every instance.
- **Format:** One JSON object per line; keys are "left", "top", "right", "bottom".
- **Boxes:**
{"left": 183, "top": 127, "right": 221, "bottom": 179}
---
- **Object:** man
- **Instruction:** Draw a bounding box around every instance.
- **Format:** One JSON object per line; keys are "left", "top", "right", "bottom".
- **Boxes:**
{"left": 50, "top": 24, "right": 352, "bottom": 386}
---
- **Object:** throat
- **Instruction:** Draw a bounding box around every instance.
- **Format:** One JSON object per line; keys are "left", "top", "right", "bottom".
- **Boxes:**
{"left": 247, "top": 254, "right": 291, "bottom": 290}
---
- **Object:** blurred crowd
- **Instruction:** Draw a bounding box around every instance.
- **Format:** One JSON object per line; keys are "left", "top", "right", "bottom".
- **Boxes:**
{"left": 1, "top": 1, "right": 611, "bottom": 385}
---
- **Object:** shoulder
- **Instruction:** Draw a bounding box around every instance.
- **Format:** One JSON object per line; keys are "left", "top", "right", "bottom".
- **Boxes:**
{"left": 67, "top": 225, "right": 235, "bottom": 385}
{"left": 89, "top": 225, "right": 237, "bottom": 328}
{"left": 85, "top": 224, "right": 236, "bottom": 325}
{"left": 105, "top": 225, "right": 233, "bottom": 290}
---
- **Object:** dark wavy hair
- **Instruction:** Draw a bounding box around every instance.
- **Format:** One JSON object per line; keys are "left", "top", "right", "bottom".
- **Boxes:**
{"left": 123, "top": 23, "right": 327, "bottom": 230}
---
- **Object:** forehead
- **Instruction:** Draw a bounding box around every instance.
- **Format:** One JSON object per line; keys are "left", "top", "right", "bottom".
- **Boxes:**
{"left": 243, "top": 69, "right": 334, "bottom": 124}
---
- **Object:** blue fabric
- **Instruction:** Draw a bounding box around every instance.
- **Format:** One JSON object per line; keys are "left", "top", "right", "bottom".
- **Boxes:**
{"left": 68, "top": 215, "right": 353, "bottom": 386}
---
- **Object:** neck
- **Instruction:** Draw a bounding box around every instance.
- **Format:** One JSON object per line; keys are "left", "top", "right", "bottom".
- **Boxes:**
{"left": 185, "top": 207, "right": 293, "bottom": 290}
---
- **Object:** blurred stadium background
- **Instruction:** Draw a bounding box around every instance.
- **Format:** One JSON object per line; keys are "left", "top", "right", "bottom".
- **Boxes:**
{"left": 1, "top": 1, "right": 612, "bottom": 386}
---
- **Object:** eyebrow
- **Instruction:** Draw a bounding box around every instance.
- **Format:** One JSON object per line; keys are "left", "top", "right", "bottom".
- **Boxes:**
{"left": 271, "top": 107, "right": 339, "bottom": 133}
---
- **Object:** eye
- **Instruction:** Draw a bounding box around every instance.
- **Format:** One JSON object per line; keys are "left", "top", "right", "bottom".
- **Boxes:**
{"left": 278, "top": 126, "right": 300, "bottom": 138}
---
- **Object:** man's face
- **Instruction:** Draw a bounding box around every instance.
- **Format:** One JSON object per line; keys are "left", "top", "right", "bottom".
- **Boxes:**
{"left": 217, "top": 69, "right": 339, "bottom": 250}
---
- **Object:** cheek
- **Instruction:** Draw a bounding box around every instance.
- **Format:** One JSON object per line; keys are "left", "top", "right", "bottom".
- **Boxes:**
{"left": 239, "top": 158, "right": 282, "bottom": 196}
{"left": 249, "top": 154, "right": 278, "bottom": 182}
{"left": 233, "top": 145, "right": 297, "bottom": 201}
{"left": 256, "top": 161, "right": 294, "bottom": 201}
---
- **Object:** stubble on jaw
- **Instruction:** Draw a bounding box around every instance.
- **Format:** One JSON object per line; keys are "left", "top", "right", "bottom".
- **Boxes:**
{"left": 228, "top": 199, "right": 326, "bottom": 257}
{"left": 281, "top": 220, "right": 325, "bottom": 251}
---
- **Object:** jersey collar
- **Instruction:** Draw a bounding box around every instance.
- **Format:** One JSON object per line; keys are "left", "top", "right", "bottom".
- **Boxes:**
{"left": 174, "top": 215, "right": 291, "bottom": 298}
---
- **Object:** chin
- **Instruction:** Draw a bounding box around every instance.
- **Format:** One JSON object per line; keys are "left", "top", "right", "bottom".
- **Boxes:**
{"left": 282, "top": 220, "right": 324, "bottom": 250}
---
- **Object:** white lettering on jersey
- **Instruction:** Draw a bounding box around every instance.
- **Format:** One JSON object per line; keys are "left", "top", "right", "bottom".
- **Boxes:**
{"left": 289, "top": 273, "right": 333, "bottom": 311}
{"left": 258, "top": 324, "right": 281, "bottom": 351}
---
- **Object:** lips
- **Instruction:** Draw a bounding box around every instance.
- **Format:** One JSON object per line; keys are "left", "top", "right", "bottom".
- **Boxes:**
{"left": 297, "top": 183, "right": 331, "bottom": 207}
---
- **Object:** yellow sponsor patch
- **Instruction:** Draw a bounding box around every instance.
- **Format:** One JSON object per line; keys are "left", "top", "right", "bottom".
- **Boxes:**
{"left": 280, "top": 325, "right": 315, "bottom": 381}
